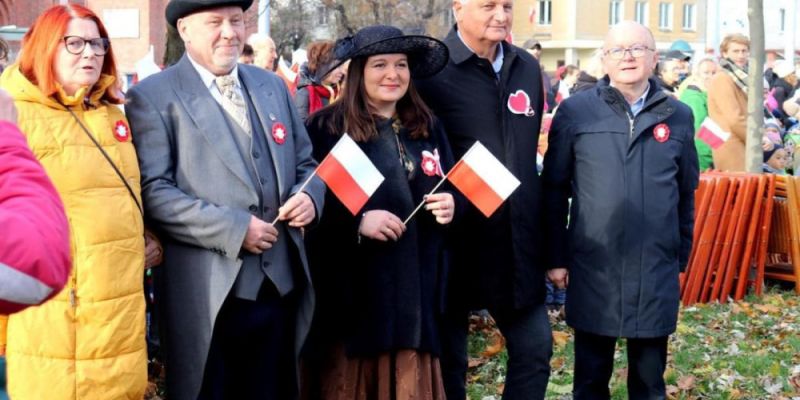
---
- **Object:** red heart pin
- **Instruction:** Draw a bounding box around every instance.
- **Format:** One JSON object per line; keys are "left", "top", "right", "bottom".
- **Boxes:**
{"left": 507, "top": 90, "right": 531, "bottom": 114}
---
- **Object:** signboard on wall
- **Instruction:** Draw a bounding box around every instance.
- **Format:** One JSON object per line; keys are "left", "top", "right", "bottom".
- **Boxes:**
{"left": 103, "top": 9, "right": 140, "bottom": 39}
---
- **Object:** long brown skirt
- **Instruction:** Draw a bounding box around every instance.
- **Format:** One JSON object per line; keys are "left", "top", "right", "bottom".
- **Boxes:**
{"left": 310, "top": 344, "right": 446, "bottom": 400}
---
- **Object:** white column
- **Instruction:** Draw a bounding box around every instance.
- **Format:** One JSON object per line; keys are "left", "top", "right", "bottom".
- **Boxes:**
{"left": 707, "top": 0, "right": 721, "bottom": 55}
{"left": 564, "top": 48, "right": 579, "bottom": 66}
{"left": 258, "top": 0, "right": 270, "bottom": 36}
{"left": 785, "top": 0, "right": 796, "bottom": 64}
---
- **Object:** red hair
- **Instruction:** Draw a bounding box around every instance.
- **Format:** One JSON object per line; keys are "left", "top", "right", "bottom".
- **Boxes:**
{"left": 18, "top": 4, "right": 123, "bottom": 104}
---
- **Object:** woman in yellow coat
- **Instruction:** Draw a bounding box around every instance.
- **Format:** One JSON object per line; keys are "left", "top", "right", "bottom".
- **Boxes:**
{"left": 0, "top": 4, "right": 153, "bottom": 399}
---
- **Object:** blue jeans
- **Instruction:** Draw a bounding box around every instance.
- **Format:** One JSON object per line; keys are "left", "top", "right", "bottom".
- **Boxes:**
{"left": 546, "top": 281, "right": 567, "bottom": 305}
{"left": 439, "top": 304, "right": 553, "bottom": 399}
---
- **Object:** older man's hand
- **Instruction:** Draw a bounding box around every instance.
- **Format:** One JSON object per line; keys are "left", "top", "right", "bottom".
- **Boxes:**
{"left": 548, "top": 268, "right": 569, "bottom": 289}
{"left": 278, "top": 192, "right": 315, "bottom": 228}
{"left": 242, "top": 216, "right": 279, "bottom": 254}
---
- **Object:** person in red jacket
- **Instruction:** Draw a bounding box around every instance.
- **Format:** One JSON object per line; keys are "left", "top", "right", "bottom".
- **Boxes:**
{"left": 0, "top": 88, "right": 70, "bottom": 315}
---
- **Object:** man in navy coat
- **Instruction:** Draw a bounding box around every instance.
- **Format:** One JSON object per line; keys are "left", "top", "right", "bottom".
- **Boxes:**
{"left": 542, "top": 21, "right": 698, "bottom": 399}
{"left": 416, "top": 0, "right": 553, "bottom": 398}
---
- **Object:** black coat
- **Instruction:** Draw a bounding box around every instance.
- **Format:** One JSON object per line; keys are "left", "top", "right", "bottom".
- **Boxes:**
{"left": 415, "top": 26, "right": 546, "bottom": 312}
{"left": 304, "top": 113, "right": 456, "bottom": 357}
{"left": 542, "top": 77, "right": 699, "bottom": 338}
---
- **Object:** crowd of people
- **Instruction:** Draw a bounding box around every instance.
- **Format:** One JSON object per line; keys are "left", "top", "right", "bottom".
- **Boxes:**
{"left": 0, "top": 0, "right": 788, "bottom": 399}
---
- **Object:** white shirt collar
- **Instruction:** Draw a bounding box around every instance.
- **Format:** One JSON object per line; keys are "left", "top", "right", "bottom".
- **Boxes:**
{"left": 456, "top": 30, "right": 504, "bottom": 74}
{"left": 611, "top": 82, "right": 650, "bottom": 116}
{"left": 187, "top": 53, "right": 241, "bottom": 91}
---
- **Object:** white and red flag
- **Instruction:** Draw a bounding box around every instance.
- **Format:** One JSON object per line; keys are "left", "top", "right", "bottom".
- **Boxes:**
{"left": 316, "top": 134, "right": 384, "bottom": 215}
{"left": 447, "top": 141, "right": 520, "bottom": 217}
{"left": 697, "top": 117, "right": 730, "bottom": 149}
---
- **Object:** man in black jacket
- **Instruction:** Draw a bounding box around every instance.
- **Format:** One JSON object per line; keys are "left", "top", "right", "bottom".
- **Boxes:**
{"left": 542, "top": 21, "right": 698, "bottom": 399}
{"left": 415, "top": 0, "right": 553, "bottom": 398}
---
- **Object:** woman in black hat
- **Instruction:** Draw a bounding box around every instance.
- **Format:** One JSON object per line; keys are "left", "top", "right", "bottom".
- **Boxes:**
{"left": 303, "top": 25, "right": 454, "bottom": 400}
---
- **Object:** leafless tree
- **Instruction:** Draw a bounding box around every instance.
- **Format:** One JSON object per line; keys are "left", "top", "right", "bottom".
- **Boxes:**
{"left": 745, "top": 0, "right": 764, "bottom": 172}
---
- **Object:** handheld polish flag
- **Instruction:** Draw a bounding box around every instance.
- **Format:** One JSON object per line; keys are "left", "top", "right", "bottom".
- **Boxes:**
{"left": 697, "top": 117, "right": 731, "bottom": 149}
{"left": 448, "top": 141, "right": 520, "bottom": 217}
{"left": 316, "top": 134, "right": 385, "bottom": 215}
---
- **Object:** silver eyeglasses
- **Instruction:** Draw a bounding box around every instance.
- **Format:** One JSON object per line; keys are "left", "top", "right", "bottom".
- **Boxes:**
{"left": 604, "top": 45, "right": 654, "bottom": 60}
{"left": 63, "top": 36, "right": 110, "bottom": 56}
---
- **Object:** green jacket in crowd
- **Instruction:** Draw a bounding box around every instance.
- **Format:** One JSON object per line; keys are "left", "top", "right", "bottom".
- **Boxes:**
{"left": 680, "top": 85, "right": 714, "bottom": 171}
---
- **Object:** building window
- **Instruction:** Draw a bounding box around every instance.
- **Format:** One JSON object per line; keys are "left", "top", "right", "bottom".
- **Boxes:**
{"left": 780, "top": 8, "right": 786, "bottom": 32}
{"left": 635, "top": 1, "right": 648, "bottom": 25}
{"left": 609, "top": 1, "right": 623, "bottom": 25}
{"left": 317, "top": 6, "right": 329, "bottom": 25}
{"left": 659, "top": 2, "right": 673, "bottom": 30}
{"left": 538, "top": 0, "right": 552, "bottom": 25}
{"left": 682, "top": 3, "right": 695, "bottom": 31}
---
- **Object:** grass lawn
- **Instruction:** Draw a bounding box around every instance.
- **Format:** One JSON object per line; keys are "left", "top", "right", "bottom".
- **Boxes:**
{"left": 467, "top": 288, "right": 800, "bottom": 400}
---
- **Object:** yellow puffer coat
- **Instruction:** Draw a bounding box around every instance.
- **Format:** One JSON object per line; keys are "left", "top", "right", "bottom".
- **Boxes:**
{"left": 0, "top": 65, "right": 146, "bottom": 399}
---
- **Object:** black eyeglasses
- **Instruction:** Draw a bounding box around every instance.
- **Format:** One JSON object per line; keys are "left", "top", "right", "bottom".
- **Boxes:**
{"left": 62, "top": 36, "right": 110, "bottom": 56}
{"left": 604, "top": 45, "right": 654, "bottom": 60}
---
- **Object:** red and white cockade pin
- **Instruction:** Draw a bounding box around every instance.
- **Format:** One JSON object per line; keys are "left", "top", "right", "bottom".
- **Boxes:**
{"left": 653, "top": 123, "right": 670, "bottom": 143}
{"left": 272, "top": 122, "right": 287, "bottom": 145}
{"left": 507, "top": 90, "right": 536, "bottom": 117}
{"left": 113, "top": 120, "right": 130, "bottom": 142}
{"left": 421, "top": 148, "right": 444, "bottom": 177}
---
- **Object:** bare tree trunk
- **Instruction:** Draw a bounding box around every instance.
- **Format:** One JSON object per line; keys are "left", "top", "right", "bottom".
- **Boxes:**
{"left": 745, "top": 0, "right": 764, "bottom": 173}
{"left": 322, "top": 0, "right": 355, "bottom": 34}
{"left": 163, "top": 25, "right": 185, "bottom": 67}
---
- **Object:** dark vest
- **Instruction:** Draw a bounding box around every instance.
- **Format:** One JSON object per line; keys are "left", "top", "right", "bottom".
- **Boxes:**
{"left": 219, "top": 77, "right": 294, "bottom": 300}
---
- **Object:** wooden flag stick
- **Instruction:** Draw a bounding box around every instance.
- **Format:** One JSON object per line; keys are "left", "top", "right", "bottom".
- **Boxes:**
{"left": 403, "top": 173, "right": 450, "bottom": 225}
{"left": 271, "top": 168, "right": 319, "bottom": 225}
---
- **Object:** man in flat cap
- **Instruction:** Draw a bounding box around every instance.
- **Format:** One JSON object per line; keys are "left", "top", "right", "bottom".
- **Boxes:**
{"left": 125, "top": 1, "right": 324, "bottom": 399}
{"left": 656, "top": 49, "right": 691, "bottom": 96}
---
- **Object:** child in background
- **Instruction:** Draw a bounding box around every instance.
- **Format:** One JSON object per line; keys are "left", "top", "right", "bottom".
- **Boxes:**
{"left": 784, "top": 123, "right": 800, "bottom": 175}
{"left": 764, "top": 120, "right": 784, "bottom": 146}
{"left": 763, "top": 144, "right": 788, "bottom": 174}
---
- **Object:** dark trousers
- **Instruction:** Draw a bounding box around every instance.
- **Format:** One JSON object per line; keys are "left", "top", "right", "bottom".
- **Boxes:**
{"left": 573, "top": 330, "right": 668, "bottom": 400}
{"left": 198, "top": 282, "right": 296, "bottom": 400}
{"left": 439, "top": 304, "right": 552, "bottom": 400}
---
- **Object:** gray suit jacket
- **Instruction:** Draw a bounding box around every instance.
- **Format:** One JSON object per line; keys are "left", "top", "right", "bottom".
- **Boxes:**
{"left": 126, "top": 55, "right": 324, "bottom": 400}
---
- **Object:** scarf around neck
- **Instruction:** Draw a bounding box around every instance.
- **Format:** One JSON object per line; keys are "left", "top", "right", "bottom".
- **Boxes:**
{"left": 719, "top": 58, "right": 748, "bottom": 94}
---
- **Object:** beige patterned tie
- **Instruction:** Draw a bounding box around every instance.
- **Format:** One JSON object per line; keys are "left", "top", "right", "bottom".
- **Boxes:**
{"left": 215, "top": 75, "right": 251, "bottom": 133}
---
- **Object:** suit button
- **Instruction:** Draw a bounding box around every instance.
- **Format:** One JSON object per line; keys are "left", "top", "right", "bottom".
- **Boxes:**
{"left": 253, "top": 151, "right": 260, "bottom": 159}
{"left": 249, "top": 205, "right": 258, "bottom": 212}
{"left": 260, "top": 178, "right": 267, "bottom": 185}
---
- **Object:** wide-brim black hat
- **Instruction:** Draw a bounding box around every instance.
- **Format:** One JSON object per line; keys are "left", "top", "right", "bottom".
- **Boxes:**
{"left": 166, "top": 0, "right": 253, "bottom": 28}
{"left": 326, "top": 25, "right": 449, "bottom": 79}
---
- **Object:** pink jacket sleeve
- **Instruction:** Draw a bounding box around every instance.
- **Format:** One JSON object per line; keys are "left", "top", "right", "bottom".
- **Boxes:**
{"left": 0, "top": 121, "right": 71, "bottom": 314}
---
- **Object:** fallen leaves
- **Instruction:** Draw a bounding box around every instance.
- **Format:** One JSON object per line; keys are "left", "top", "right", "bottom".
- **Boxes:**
{"left": 460, "top": 291, "right": 800, "bottom": 399}
{"left": 677, "top": 374, "right": 696, "bottom": 390}
{"left": 754, "top": 303, "right": 781, "bottom": 314}
{"left": 552, "top": 330, "right": 570, "bottom": 347}
{"left": 481, "top": 331, "right": 505, "bottom": 357}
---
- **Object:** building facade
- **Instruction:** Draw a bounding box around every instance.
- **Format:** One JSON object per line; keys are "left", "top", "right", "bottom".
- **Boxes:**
{"left": 708, "top": 0, "right": 799, "bottom": 64}
{"left": 513, "top": 0, "right": 707, "bottom": 71}
{"left": 0, "top": 0, "right": 262, "bottom": 83}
